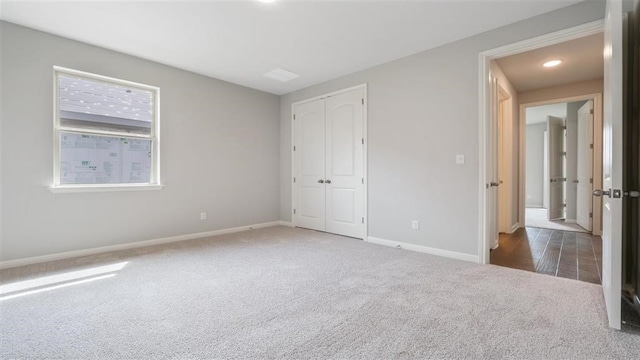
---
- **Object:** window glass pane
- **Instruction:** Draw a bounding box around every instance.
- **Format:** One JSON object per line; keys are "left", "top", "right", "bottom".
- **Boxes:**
{"left": 58, "top": 74, "right": 153, "bottom": 135}
{"left": 60, "top": 132, "right": 152, "bottom": 184}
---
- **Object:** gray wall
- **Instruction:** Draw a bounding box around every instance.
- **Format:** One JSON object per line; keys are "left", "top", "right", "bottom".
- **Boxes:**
{"left": 525, "top": 123, "right": 547, "bottom": 208}
{"left": 1, "top": 22, "right": 281, "bottom": 261}
{"left": 280, "top": 1, "right": 604, "bottom": 256}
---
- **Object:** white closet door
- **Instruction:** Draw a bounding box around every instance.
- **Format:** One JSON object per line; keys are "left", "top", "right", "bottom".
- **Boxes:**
{"left": 325, "top": 89, "right": 364, "bottom": 239}
{"left": 293, "top": 99, "right": 326, "bottom": 231}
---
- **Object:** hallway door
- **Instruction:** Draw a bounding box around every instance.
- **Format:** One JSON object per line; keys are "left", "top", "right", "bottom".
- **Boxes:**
{"left": 577, "top": 100, "right": 594, "bottom": 231}
{"left": 547, "top": 115, "right": 565, "bottom": 220}
{"left": 599, "top": 0, "right": 623, "bottom": 329}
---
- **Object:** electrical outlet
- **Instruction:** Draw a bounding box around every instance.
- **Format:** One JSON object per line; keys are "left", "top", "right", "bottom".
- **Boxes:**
{"left": 411, "top": 220, "right": 420, "bottom": 230}
{"left": 200, "top": 212, "right": 207, "bottom": 220}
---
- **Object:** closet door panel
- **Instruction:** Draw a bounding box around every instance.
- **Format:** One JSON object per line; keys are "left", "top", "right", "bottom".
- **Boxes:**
{"left": 325, "top": 89, "right": 364, "bottom": 238}
{"left": 293, "top": 99, "right": 326, "bottom": 231}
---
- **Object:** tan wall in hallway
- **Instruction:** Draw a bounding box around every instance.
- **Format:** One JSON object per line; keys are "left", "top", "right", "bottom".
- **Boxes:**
{"left": 519, "top": 78, "right": 603, "bottom": 105}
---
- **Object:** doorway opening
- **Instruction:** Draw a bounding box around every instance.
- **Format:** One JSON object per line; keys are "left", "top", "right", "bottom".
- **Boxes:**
{"left": 522, "top": 96, "right": 603, "bottom": 235}
{"left": 486, "top": 28, "right": 604, "bottom": 282}
{"left": 478, "top": 20, "right": 605, "bottom": 265}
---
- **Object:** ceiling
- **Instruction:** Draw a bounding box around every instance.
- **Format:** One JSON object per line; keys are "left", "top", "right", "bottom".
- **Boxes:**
{"left": 495, "top": 32, "right": 604, "bottom": 93}
{"left": 0, "top": 0, "right": 584, "bottom": 95}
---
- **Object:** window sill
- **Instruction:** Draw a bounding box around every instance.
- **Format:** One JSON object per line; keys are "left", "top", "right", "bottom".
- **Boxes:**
{"left": 50, "top": 184, "right": 164, "bottom": 194}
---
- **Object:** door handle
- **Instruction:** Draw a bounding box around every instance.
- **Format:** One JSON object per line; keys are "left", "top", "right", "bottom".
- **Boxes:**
{"left": 593, "top": 189, "right": 611, "bottom": 197}
{"left": 624, "top": 190, "right": 640, "bottom": 198}
{"left": 490, "top": 182, "right": 499, "bottom": 187}
{"left": 325, "top": 179, "right": 332, "bottom": 184}
{"left": 317, "top": 179, "right": 325, "bottom": 184}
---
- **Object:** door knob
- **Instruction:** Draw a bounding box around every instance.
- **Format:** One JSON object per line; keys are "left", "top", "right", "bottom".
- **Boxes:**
{"left": 317, "top": 179, "right": 325, "bottom": 184}
{"left": 593, "top": 189, "right": 611, "bottom": 197}
{"left": 325, "top": 179, "right": 332, "bottom": 184}
{"left": 624, "top": 190, "right": 640, "bottom": 198}
{"left": 490, "top": 182, "right": 499, "bottom": 187}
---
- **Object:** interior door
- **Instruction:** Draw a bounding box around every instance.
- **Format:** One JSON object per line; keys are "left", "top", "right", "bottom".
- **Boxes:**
{"left": 547, "top": 115, "right": 565, "bottom": 220}
{"left": 293, "top": 99, "right": 326, "bottom": 232}
{"left": 599, "top": 0, "right": 624, "bottom": 330}
{"left": 488, "top": 74, "right": 499, "bottom": 249}
{"left": 577, "top": 100, "right": 594, "bottom": 231}
{"left": 325, "top": 89, "right": 364, "bottom": 239}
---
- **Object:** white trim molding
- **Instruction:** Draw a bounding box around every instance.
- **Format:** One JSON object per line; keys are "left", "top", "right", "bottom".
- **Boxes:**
{"left": 0, "top": 221, "right": 285, "bottom": 270}
{"left": 50, "top": 184, "right": 164, "bottom": 193}
{"left": 366, "top": 236, "right": 479, "bottom": 263}
{"left": 477, "top": 19, "right": 604, "bottom": 265}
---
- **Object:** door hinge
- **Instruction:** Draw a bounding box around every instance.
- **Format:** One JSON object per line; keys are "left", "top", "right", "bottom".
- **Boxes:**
{"left": 293, "top": 177, "right": 296, "bottom": 183}
{"left": 589, "top": 212, "right": 593, "bottom": 218}
{"left": 293, "top": 145, "right": 296, "bottom": 151}
{"left": 590, "top": 178, "right": 593, "bottom": 184}
{"left": 293, "top": 114, "right": 296, "bottom": 120}
{"left": 563, "top": 203, "right": 567, "bottom": 208}
{"left": 563, "top": 126, "right": 567, "bottom": 130}
{"left": 562, "top": 151, "right": 567, "bottom": 156}
{"left": 362, "top": 217, "right": 364, "bottom": 224}
{"left": 362, "top": 98, "right": 364, "bottom": 105}
{"left": 590, "top": 109, "right": 594, "bottom": 115}
{"left": 563, "top": 177, "right": 567, "bottom": 182}
{"left": 361, "top": 138, "right": 364, "bottom": 145}
{"left": 362, "top": 178, "right": 364, "bottom": 184}
{"left": 590, "top": 144, "right": 593, "bottom": 149}
{"left": 293, "top": 209, "right": 296, "bottom": 214}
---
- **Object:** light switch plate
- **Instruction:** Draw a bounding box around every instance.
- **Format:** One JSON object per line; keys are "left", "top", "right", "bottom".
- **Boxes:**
{"left": 456, "top": 154, "right": 465, "bottom": 164}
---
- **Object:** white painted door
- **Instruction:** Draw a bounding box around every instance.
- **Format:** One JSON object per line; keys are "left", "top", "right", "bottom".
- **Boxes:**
{"left": 293, "top": 88, "right": 365, "bottom": 239}
{"left": 599, "top": 0, "right": 623, "bottom": 330}
{"left": 547, "top": 116, "right": 565, "bottom": 220}
{"left": 488, "top": 74, "right": 499, "bottom": 249}
{"left": 577, "top": 100, "right": 593, "bottom": 231}
{"left": 325, "top": 89, "right": 365, "bottom": 238}
{"left": 293, "top": 98, "right": 326, "bottom": 232}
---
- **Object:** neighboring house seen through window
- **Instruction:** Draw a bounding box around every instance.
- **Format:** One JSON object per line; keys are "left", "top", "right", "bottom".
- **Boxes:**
{"left": 52, "top": 67, "right": 161, "bottom": 192}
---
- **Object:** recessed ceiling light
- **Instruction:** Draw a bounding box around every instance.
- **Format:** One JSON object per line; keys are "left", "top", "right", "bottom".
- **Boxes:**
{"left": 543, "top": 60, "right": 563, "bottom": 68}
{"left": 257, "top": 0, "right": 276, "bottom": 3}
{"left": 263, "top": 68, "right": 300, "bottom": 83}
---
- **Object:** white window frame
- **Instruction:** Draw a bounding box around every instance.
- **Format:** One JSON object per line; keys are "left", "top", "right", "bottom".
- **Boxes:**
{"left": 51, "top": 66, "right": 163, "bottom": 193}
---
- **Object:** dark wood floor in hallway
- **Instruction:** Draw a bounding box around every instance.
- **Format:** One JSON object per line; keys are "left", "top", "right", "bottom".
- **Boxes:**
{"left": 490, "top": 227, "right": 602, "bottom": 284}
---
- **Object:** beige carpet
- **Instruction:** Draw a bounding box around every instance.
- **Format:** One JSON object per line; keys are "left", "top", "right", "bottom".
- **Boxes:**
{"left": 1, "top": 226, "right": 639, "bottom": 359}
{"left": 525, "top": 207, "right": 589, "bottom": 233}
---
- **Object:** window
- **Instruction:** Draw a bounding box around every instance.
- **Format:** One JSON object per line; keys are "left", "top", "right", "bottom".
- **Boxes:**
{"left": 52, "top": 67, "right": 161, "bottom": 192}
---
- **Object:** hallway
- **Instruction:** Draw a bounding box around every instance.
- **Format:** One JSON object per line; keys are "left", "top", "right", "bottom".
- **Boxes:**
{"left": 491, "top": 227, "right": 602, "bottom": 284}
{"left": 525, "top": 208, "right": 589, "bottom": 233}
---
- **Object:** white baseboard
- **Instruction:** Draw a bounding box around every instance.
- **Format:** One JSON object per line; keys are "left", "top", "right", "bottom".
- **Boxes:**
{"left": 0, "top": 221, "right": 284, "bottom": 270}
{"left": 366, "top": 236, "right": 479, "bottom": 263}
{"left": 278, "top": 221, "right": 294, "bottom": 227}
{"left": 509, "top": 223, "right": 520, "bottom": 234}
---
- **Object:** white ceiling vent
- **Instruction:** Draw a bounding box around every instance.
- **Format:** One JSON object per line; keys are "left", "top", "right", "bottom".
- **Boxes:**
{"left": 263, "top": 68, "right": 300, "bottom": 83}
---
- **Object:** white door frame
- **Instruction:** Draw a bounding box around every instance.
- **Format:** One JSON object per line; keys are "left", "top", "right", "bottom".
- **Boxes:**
{"left": 478, "top": 20, "right": 604, "bottom": 264}
{"left": 291, "top": 84, "right": 368, "bottom": 239}
{"left": 519, "top": 94, "right": 603, "bottom": 235}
